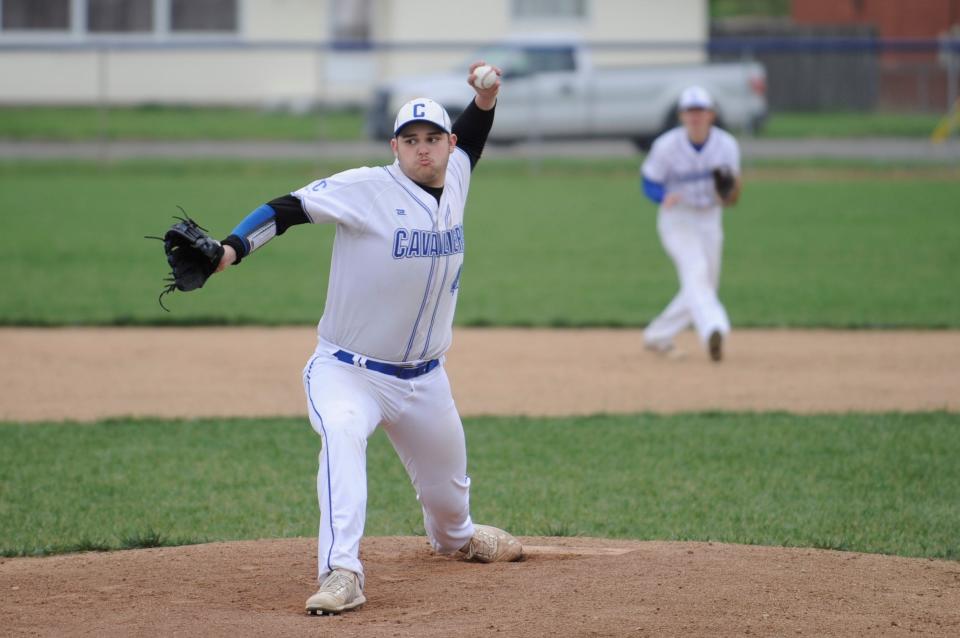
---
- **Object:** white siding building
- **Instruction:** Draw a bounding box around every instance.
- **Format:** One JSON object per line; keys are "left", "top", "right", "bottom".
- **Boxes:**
{"left": 0, "top": 0, "right": 706, "bottom": 106}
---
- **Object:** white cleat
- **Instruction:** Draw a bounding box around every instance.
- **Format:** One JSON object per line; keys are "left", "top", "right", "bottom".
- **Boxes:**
{"left": 644, "top": 340, "right": 686, "bottom": 360}
{"left": 305, "top": 569, "right": 366, "bottom": 616}
{"left": 462, "top": 524, "right": 523, "bottom": 563}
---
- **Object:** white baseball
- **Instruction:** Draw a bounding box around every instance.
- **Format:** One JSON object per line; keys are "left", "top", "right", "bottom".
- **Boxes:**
{"left": 473, "top": 65, "right": 497, "bottom": 90}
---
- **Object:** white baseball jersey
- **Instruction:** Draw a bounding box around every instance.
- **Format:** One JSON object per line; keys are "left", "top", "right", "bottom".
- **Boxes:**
{"left": 292, "top": 147, "right": 471, "bottom": 364}
{"left": 641, "top": 126, "right": 741, "bottom": 210}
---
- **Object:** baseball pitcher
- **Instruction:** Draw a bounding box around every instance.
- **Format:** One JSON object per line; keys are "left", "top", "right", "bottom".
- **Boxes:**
{"left": 154, "top": 62, "right": 522, "bottom": 615}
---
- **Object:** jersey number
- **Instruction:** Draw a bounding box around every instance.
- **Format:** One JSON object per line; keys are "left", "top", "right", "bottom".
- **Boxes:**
{"left": 450, "top": 265, "right": 462, "bottom": 294}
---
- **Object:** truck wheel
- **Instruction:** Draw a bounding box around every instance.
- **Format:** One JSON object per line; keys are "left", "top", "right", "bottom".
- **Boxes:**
{"left": 663, "top": 106, "right": 681, "bottom": 131}
{"left": 632, "top": 107, "right": 681, "bottom": 152}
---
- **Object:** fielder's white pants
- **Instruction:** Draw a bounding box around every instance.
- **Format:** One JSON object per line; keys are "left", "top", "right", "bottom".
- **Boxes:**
{"left": 644, "top": 204, "right": 731, "bottom": 347}
{"left": 302, "top": 338, "right": 474, "bottom": 589}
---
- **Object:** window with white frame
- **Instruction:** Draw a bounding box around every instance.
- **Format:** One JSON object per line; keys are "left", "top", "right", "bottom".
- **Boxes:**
{"left": 171, "top": 0, "right": 236, "bottom": 32}
{"left": 88, "top": 0, "right": 152, "bottom": 32}
{"left": 1, "top": 0, "right": 70, "bottom": 30}
{"left": 331, "top": 0, "right": 371, "bottom": 45}
{"left": 0, "top": 0, "right": 237, "bottom": 35}
{"left": 511, "top": 0, "right": 588, "bottom": 20}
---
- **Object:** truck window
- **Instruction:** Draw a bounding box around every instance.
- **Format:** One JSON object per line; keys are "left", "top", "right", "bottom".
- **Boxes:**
{"left": 524, "top": 47, "right": 576, "bottom": 73}
{"left": 466, "top": 45, "right": 529, "bottom": 76}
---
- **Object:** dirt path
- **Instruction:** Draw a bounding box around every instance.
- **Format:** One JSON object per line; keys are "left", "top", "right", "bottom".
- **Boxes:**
{"left": 1, "top": 327, "right": 958, "bottom": 422}
{"left": 2, "top": 327, "right": 959, "bottom": 637}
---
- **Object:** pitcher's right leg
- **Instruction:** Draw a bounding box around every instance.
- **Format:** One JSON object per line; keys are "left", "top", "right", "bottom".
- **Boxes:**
{"left": 302, "top": 354, "right": 382, "bottom": 592}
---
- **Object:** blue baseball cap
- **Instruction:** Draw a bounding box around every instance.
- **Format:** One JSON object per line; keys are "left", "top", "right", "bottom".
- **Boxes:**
{"left": 393, "top": 97, "right": 452, "bottom": 136}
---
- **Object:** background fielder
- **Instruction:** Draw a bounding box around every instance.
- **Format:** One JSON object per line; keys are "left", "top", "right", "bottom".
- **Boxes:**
{"left": 210, "top": 62, "right": 522, "bottom": 616}
{"left": 640, "top": 85, "right": 742, "bottom": 362}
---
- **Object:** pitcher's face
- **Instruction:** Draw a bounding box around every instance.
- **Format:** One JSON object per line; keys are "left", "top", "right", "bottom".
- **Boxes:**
{"left": 391, "top": 123, "right": 457, "bottom": 188}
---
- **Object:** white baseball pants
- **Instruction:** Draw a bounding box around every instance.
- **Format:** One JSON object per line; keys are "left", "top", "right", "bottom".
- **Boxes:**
{"left": 302, "top": 338, "right": 474, "bottom": 588}
{"left": 644, "top": 205, "right": 731, "bottom": 347}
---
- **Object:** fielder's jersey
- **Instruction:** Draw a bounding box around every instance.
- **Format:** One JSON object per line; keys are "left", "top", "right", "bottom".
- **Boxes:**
{"left": 641, "top": 126, "right": 741, "bottom": 209}
{"left": 292, "top": 147, "right": 472, "bottom": 364}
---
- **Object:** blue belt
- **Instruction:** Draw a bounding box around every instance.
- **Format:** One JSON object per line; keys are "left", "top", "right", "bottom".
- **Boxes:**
{"left": 333, "top": 349, "right": 439, "bottom": 379}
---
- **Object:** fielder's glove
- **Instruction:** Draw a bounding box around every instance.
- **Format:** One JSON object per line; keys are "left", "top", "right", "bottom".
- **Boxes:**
{"left": 712, "top": 166, "right": 737, "bottom": 201}
{"left": 149, "top": 210, "right": 224, "bottom": 310}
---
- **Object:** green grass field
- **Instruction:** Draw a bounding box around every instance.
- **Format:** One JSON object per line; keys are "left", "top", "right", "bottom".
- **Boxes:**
{"left": 0, "top": 106, "right": 365, "bottom": 141}
{"left": 2, "top": 413, "right": 957, "bottom": 560}
{"left": 1, "top": 159, "right": 957, "bottom": 327}
{"left": 0, "top": 106, "right": 946, "bottom": 140}
{"left": 761, "top": 111, "right": 947, "bottom": 138}
{"left": 2, "top": 156, "right": 957, "bottom": 564}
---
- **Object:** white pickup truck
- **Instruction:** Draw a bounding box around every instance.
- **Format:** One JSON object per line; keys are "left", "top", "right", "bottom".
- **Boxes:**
{"left": 366, "top": 38, "right": 767, "bottom": 149}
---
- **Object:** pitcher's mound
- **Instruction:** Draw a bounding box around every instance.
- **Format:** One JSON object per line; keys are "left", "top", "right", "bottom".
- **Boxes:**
{"left": 2, "top": 536, "right": 958, "bottom": 637}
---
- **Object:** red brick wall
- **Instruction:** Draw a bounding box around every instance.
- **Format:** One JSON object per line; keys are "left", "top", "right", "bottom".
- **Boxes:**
{"left": 791, "top": 0, "right": 960, "bottom": 111}
{"left": 793, "top": 0, "right": 960, "bottom": 37}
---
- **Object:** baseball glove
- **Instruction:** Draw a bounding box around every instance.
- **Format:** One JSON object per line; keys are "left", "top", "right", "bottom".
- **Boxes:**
{"left": 712, "top": 166, "right": 736, "bottom": 200}
{"left": 148, "top": 210, "right": 224, "bottom": 310}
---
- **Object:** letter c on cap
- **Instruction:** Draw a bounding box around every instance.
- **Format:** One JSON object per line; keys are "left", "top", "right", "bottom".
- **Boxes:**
{"left": 413, "top": 103, "right": 425, "bottom": 118}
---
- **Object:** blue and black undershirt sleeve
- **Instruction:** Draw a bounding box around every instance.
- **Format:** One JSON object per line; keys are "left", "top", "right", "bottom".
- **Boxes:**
{"left": 410, "top": 98, "right": 496, "bottom": 205}
{"left": 223, "top": 100, "right": 497, "bottom": 262}
{"left": 452, "top": 98, "right": 496, "bottom": 170}
{"left": 221, "top": 194, "right": 310, "bottom": 264}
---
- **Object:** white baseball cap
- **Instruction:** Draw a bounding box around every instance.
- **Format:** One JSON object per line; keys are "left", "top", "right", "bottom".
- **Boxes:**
{"left": 393, "top": 97, "right": 452, "bottom": 136}
{"left": 678, "top": 86, "right": 714, "bottom": 111}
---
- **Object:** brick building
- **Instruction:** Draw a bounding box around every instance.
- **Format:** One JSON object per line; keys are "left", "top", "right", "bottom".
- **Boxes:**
{"left": 792, "top": 0, "right": 960, "bottom": 110}
{"left": 793, "top": 0, "right": 959, "bottom": 38}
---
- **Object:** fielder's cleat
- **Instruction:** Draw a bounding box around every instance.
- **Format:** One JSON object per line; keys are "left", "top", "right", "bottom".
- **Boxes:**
{"left": 644, "top": 339, "right": 673, "bottom": 354}
{"left": 305, "top": 568, "right": 366, "bottom": 615}
{"left": 461, "top": 524, "right": 523, "bottom": 563}
{"left": 644, "top": 340, "right": 686, "bottom": 360}
{"left": 708, "top": 330, "right": 723, "bottom": 362}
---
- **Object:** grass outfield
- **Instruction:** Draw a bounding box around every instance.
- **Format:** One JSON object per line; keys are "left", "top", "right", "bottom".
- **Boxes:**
{"left": 0, "top": 106, "right": 945, "bottom": 140}
{"left": 1, "top": 159, "right": 956, "bottom": 327}
{"left": 761, "top": 111, "right": 947, "bottom": 138}
{"left": 1, "top": 413, "right": 957, "bottom": 560}
{"left": 0, "top": 106, "right": 365, "bottom": 142}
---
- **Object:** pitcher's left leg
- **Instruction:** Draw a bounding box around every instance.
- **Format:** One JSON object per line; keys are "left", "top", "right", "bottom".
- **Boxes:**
{"left": 385, "top": 366, "right": 474, "bottom": 554}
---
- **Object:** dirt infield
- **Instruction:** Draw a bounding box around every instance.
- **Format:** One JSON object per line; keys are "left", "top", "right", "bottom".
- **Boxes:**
{"left": 3, "top": 537, "right": 958, "bottom": 637}
{"left": 2, "top": 327, "right": 959, "bottom": 636}
{"left": 1, "top": 327, "right": 958, "bottom": 421}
